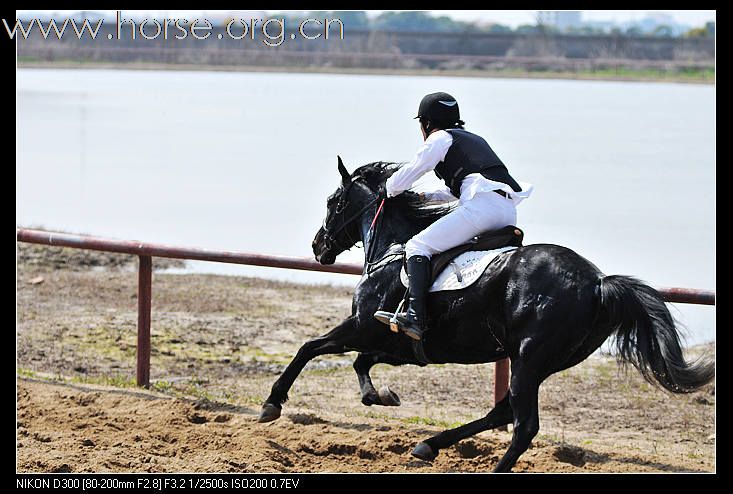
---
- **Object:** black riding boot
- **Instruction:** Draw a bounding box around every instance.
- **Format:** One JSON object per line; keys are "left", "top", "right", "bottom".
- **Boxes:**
{"left": 395, "top": 255, "right": 431, "bottom": 341}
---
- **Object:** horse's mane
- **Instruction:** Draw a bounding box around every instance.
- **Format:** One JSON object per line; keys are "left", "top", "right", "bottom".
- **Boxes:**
{"left": 351, "top": 161, "right": 456, "bottom": 229}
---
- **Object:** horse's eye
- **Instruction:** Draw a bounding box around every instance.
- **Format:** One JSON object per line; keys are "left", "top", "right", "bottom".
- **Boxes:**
{"left": 335, "top": 201, "right": 346, "bottom": 213}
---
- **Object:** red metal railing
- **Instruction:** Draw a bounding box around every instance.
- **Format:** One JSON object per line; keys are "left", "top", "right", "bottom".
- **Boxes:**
{"left": 17, "top": 228, "right": 715, "bottom": 406}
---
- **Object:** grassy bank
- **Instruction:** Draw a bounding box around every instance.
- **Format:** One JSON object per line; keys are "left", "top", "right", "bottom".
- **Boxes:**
{"left": 17, "top": 59, "right": 715, "bottom": 84}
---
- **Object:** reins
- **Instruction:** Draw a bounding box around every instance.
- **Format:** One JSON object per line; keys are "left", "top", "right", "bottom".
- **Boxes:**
{"left": 364, "top": 196, "right": 405, "bottom": 275}
{"left": 322, "top": 180, "right": 402, "bottom": 274}
{"left": 365, "top": 197, "right": 385, "bottom": 265}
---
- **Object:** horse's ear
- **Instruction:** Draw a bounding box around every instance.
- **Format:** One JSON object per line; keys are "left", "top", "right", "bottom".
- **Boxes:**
{"left": 337, "top": 156, "right": 351, "bottom": 185}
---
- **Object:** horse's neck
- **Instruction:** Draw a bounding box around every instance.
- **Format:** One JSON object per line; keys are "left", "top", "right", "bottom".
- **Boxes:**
{"left": 359, "top": 204, "right": 420, "bottom": 257}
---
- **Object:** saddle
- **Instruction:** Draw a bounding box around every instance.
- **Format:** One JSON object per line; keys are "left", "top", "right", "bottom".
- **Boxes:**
{"left": 427, "top": 225, "right": 523, "bottom": 283}
{"left": 385, "top": 225, "right": 524, "bottom": 365}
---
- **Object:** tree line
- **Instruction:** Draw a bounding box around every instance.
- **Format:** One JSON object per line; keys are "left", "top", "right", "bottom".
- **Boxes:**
{"left": 275, "top": 11, "right": 715, "bottom": 38}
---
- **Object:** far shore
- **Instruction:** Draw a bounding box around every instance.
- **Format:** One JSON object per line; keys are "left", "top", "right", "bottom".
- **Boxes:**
{"left": 17, "top": 60, "right": 715, "bottom": 85}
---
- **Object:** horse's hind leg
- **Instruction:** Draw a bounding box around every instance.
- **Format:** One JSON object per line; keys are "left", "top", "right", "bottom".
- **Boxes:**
{"left": 493, "top": 361, "right": 541, "bottom": 472}
{"left": 258, "top": 317, "right": 355, "bottom": 423}
{"left": 353, "top": 353, "right": 407, "bottom": 407}
{"left": 411, "top": 361, "right": 542, "bottom": 472}
{"left": 411, "top": 395, "right": 513, "bottom": 461}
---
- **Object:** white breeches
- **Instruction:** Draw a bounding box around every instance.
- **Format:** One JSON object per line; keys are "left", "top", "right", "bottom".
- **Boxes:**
{"left": 405, "top": 190, "right": 518, "bottom": 259}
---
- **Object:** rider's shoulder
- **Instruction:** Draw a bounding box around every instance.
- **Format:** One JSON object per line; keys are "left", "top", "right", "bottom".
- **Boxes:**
{"left": 426, "top": 129, "right": 453, "bottom": 145}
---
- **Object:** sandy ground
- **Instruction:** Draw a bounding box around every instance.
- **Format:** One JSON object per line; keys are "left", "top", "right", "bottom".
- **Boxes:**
{"left": 16, "top": 245, "right": 716, "bottom": 473}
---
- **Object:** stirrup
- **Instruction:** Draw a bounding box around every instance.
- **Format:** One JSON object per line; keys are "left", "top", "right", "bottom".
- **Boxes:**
{"left": 374, "top": 300, "right": 405, "bottom": 333}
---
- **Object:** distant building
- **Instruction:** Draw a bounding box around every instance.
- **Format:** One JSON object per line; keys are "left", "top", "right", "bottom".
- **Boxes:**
{"left": 537, "top": 11, "right": 582, "bottom": 31}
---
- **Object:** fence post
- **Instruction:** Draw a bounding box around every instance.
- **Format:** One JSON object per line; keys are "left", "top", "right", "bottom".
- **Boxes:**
{"left": 137, "top": 255, "right": 152, "bottom": 388}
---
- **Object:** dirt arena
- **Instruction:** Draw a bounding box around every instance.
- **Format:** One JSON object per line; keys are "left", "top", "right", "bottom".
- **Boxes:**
{"left": 16, "top": 244, "right": 716, "bottom": 473}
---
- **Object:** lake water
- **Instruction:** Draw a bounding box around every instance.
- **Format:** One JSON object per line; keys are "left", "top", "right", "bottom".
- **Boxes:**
{"left": 16, "top": 68, "right": 715, "bottom": 344}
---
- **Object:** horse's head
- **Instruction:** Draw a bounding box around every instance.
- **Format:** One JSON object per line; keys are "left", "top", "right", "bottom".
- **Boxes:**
{"left": 313, "top": 156, "right": 377, "bottom": 265}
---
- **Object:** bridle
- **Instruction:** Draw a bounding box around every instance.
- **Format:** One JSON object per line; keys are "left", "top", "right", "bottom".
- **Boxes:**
{"left": 321, "top": 179, "right": 378, "bottom": 253}
{"left": 321, "top": 179, "right": 404, "bottom": 275}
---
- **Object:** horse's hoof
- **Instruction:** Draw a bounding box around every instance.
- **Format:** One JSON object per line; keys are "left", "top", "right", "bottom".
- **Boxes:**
{"left": 361, "top": 393, "right": 378, "bottom": 406}
{"left": 377, "top": 385, "right": 401, "bottom": 406}
{"left": 411, "top": 442, "right": 438, "bottom": 462}
{"left": 257, "top": 403, "right": 281, "bottom": 423}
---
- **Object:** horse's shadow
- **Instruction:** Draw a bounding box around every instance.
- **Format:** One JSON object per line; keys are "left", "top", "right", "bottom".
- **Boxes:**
{"left": 547, "top": 441, "right": 711, "bottom": 473}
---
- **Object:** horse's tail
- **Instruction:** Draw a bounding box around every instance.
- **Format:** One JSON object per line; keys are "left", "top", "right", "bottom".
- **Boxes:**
{"left": 598, "top": 275, "right": 714, "bottom": 393}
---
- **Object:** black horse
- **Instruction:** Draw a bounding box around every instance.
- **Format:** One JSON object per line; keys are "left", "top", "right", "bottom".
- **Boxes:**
{"left": 258, "top": 158, "right": 714, "bottom": 472}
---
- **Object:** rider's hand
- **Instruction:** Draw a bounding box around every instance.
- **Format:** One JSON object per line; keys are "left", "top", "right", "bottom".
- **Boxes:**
{"left": 377, "top": 184, "right": 388, "bottom": 199}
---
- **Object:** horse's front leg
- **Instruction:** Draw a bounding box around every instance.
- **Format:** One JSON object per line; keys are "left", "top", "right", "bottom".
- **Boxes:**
{"left": 353, "top": 352, "right": 409, "bottom": 407}
{"left": 258, "top": 317, "right": 356, "bottom": 423}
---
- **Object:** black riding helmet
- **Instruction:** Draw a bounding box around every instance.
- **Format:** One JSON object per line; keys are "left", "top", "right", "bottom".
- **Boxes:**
{"left": 414, "top": 92, "right": 464, "bottom": 128}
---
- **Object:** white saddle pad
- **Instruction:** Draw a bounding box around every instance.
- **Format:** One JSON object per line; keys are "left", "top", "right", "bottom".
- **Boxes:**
{"left": 400, "top": 246, "right": 518, "bottom": 292}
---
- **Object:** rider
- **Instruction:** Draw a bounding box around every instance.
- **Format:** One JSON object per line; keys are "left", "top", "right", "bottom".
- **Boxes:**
{"left": 379, "top": 91, "right": 533, "bottom": 341}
